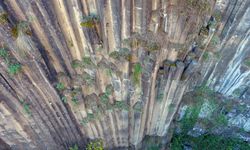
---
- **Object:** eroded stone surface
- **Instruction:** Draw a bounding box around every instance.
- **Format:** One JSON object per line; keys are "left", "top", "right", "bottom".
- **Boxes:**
{"left": 0, "top": 0, "right": 249, "bottom": 149}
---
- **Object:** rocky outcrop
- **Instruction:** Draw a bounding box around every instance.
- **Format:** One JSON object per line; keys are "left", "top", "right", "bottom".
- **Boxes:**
{"left": 0, "top": 0, "right": 249, "bottom": 149}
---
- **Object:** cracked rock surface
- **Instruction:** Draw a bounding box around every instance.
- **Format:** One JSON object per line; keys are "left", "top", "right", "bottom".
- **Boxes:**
{"left": 0, "top": 0, "right": 249, "bottom": 149}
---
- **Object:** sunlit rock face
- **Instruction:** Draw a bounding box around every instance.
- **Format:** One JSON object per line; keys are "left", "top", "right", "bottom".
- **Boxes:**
{"left": 199, "top": 0, "right": 250, "bottom": 98}
{"left": 0, "top": 0, "right": 249, "bottom": 149}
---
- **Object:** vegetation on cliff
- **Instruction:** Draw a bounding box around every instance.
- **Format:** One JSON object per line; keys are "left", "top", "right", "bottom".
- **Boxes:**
{"left": 169, "top": 86, "right": 250, "bottom": 149}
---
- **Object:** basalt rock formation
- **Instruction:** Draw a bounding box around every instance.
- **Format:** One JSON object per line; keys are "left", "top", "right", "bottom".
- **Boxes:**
{"left": 0, "top": 0, "right": 249, "bottom": 149}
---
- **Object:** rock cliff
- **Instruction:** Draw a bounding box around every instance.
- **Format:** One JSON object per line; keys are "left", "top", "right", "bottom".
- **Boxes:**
{"left": 0, "top": 0, "right": 249, "bottom": 149}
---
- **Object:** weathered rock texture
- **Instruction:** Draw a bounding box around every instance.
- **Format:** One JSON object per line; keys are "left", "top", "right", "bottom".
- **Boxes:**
{"left": 0, "top": 0, "right": 249, "bottom": 149}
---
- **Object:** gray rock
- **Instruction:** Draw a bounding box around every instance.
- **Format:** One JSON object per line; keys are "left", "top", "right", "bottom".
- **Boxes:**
{"left": 243, "top": 119, "right": 250, "bottom": 132}
{"left": 112, "top": 80, "right": 121, "bottom": 92}
{"left": 228, "top": 114, "right": 247, "bottom": 128}
{"left": 188, "top": 124, "right": 206, "bottom": 137}
{"left": 198, "top": 101, "right": 215, "bottom": 119}
{"left": 237, "top": 132, "right": 250, "bottom": 143}
{"left": 177, "top": 105, "right": 188, "bottom": 121}
{"left": 184, "top": 144, "right": 193, "bottom": 150}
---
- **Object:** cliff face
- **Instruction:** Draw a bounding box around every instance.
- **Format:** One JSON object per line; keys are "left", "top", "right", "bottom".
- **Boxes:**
{"left": 0, "top": 0, "right": 249, "bottom": 149}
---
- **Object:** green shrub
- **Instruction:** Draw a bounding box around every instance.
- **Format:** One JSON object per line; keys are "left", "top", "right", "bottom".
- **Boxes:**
{"left": 99, "top": 93, "right": 113, "bottom": 111}
{"left": 20, "top": 99, "right": 31, "bottom": 115}
{"left": 203, "top": 51, "right": 209, "bottom": 61}
{"left": 23, "top": 103, "right": 31, "bottom": 115}
{"left": 105, "top": 84, "right": 113, "bottom": 95}
{"left": 0, "top": 48, "right": 8, "bottom": 57}
{"left": 70, "top": 88, "right": 80, "bottom": 105}
{"left": 0, "top": 48, "right": 9, "bottom": 61}
{"left": 82, "top": 73, "right": 95, "bottom": 86}
{"left": 71, "top": 96, "right": 78, "bottom": 105}
{"left": 1, "top": 49, "right": 22, "bottom": 75}
{"left": 80, "top": 118, "right": 89, "bottom": 126}
{"left": 56, "top": 82, "right": 65, "bottom": 91}
{"left": 109, "top": 51, "right": 120, "bottom": 60}
{"left": 86, "top": 113, "right": 95, "bottom": 121}
{"left": 244, "top": 59, "right": 250, "bottom": 67}
{"left": 8, "top": 63, "right": 22, "bottom": 75}
{"left": 195, "top": 84, "right": 214, "bottom": 97}
{"left": 180, "top": 104, "right": 202, "bottom": 133}
{"left": 109, "top": 48, "right": 131, "bottom": 60}
{"left": 61, "top": 96, "right": 67, "bottom": 103}
{"left": 132, "top": 63, "right": 142, "bottom": 86}
{"left": 119, "top": 47, "right": 130, "bottom": 56}
{"left": 72, "top": 57, "right": 96, "bottom": 69}
{"left": 105, "top": 68, "right": 112, "bottom": 77}
{"left": 114, "top": 101, "right": 129, "bottom": 111}
{"left": 170, "top": 134, "right": 250, "bottom": 150}
{"left": 212, "top": 113, "right": 228, "bottom": 126}
{"left": 71, "top": 60, "right": 82, "bottom": 68}
{"left": 83, "top": 57, "right": 91, "bottom": 65}
{"left": 210, "top": 35, "right": 220, "bottom": 46}
{"left": 86, "top": 140, "right": 104, "bottom": 150}
{"left": 100, "top": 94, "right": 109, "bottom": 103}
{"left": 82, "top": 57, "right": 95, "bottom": 67}
{"left": 80, "top": 113, "right": 96, "bottom": 126}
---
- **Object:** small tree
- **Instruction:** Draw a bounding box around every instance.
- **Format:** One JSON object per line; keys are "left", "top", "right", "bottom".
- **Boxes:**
{"left": 20, "top": 99, "right": 31, "bottom": 115}
{"left": 8, "top": 63, "right": 22, "bottom": 75}
{"left": 56, "top": 82, "right": 65, "bottom": 91}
